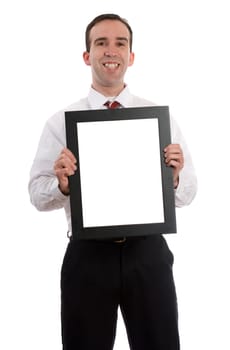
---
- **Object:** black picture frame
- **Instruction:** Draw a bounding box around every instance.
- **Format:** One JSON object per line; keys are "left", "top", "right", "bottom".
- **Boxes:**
{"left": 65, "top": 106, "right": 177, "bottom": 240}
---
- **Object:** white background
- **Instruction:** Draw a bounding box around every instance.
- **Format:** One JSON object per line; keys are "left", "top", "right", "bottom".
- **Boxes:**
{"left": 0, "top": 0, "right": 229, "bottom": 349}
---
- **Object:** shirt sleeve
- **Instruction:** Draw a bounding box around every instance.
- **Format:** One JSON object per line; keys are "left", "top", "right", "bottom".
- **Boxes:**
{"left": 170, "top": 116, "right": 198, "bottom": 207}
{"left": 28, "top": 111, "right": 69, "bottom": 211}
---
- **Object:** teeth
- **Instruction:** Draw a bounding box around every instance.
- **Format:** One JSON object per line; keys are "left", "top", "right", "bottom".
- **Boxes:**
{"left": 104, "top": 63, "right": 119, "bottom": 68}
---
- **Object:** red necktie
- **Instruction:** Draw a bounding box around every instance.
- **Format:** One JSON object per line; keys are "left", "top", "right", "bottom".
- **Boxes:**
{"left": 104, "top": 100, "right": 121, "bottom": 109}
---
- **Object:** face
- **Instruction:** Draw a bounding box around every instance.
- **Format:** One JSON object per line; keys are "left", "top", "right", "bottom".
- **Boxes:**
{"left": 83, "top": 19, "right": 135, "bottom": 95}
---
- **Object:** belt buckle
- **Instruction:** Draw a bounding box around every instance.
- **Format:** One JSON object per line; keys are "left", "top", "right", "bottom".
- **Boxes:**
{"left": 114, "top": 237, "right": 126, "bottom": 243}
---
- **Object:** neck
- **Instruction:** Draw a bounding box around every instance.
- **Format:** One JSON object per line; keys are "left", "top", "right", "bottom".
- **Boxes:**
{"left": 91, "top": 83, "right": 126, "bottom": 97}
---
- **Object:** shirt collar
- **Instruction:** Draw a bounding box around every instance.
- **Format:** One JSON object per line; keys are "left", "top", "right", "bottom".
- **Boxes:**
{"left": 87, "top": 85, "right": 132, "bottom": 109}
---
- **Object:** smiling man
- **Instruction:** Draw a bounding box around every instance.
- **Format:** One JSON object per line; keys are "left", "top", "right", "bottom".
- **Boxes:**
{"left": 29, "top": 13, "right": 197, "bottom": 350}
{"left": 83, "top": 18, "right": 134, "bottom": 95}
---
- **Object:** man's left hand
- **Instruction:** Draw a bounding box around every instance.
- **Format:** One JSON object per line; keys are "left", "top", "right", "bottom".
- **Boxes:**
{"left": 164, "top": 144, "right": 184, "bottom": 188}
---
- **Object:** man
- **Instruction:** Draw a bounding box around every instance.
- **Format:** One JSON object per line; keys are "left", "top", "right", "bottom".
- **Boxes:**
{"left": 29, "top": 13, "right": 197, "bottom": 350}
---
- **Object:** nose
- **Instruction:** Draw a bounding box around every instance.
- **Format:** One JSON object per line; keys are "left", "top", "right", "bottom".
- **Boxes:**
{"left": 104, "top": 51, "right": 117, "bottom": 57}
{"left": 104, "top": 44, "right": 117, "bottom": 57}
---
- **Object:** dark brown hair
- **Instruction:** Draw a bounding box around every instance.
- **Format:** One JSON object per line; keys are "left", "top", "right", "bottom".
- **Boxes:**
{"left": 85, "top": 13, "right": 133, "bottom": 52}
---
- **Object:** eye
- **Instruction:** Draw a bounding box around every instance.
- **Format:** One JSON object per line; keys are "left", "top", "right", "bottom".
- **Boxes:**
{"left": 117, "top": 41, "right": 125, "bottom": 47}
{"left": 95, "top": 40, "right": 107, "bottom": 47}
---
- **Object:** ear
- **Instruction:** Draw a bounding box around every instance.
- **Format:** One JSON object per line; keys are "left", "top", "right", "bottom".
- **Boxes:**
{"left": 83, "top": 51, "right": 91, "bottom": 66}
{"left": 128, "top": 52, "right": 135, "bottom": 67}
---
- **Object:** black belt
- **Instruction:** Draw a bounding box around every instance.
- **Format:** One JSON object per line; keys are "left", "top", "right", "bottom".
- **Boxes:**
{"left": 68, "top": 232, "right": 146, "bottom": 243}
{"left": 113, "top": 237, "right": 127, "bottom": 243}
{"left": 98, "top": 236, "right": 147, "bottom": 244}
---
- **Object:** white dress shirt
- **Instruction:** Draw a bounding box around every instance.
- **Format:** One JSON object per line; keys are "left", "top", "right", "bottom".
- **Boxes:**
{"left": 29, "top": 86, "right": 197, "bottom": 232}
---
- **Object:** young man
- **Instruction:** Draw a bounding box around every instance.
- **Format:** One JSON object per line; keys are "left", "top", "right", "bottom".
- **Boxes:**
{"left": 29, "top": 13, "right": 197, "bottom": 350}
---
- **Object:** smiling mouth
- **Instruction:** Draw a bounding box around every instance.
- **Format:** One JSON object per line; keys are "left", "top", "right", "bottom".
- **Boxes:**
{"left": 103, "top": 63, "right": 119, "bottom": 69}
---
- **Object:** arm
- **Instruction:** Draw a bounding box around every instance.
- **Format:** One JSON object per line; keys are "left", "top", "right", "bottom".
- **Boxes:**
{"left": 167, "top": 117, "right": 198, "bottom": 207}
{"left": 28, "top": 112, "right": 76, "bottom": 211}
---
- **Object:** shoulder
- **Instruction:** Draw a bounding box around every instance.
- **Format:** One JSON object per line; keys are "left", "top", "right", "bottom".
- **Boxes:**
{"left": 64, "top": 97, "right": 89, "bottom": 111}
{"left": 129, "top": 94, "right": 157, "bottom": 107}
{"left": 129, "top": 95, "right": 182, "bottom": 141}
{"left": 46, "top": 97, "right": 89, "bottom": 126}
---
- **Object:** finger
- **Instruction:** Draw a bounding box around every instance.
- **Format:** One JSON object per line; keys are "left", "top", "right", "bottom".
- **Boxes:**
{"left": 165, "top": 159, "right": 181, "bottom": 168}
{"left": 164, "top": 143, "right": 181, "bottom": 151}
{"left": 54, "top": 152, "right": 77, "bottom": 172}
{"left": 164, "top": 145, "right": 183, "bottom": 166}
{"left": 57, "top": 155, "right": 77, "bottom": 169}
{"left": 165, "top": 152, "right": 182, "bottom": 161}
{"left": 61, "top": 148, "right": 77, "bottom": 163}
{"left": 164, "top": 145, "right": 182, "bottom": 157}
{"left": 54, "top": 158, "right": 77, "bottom": 172}
{"left": 55, "top": 166, "right": 76, "bottom": 178}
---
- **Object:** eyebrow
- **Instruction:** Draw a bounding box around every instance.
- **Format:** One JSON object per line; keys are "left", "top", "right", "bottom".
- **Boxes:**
{"left": 94, "top": 37, "right": 129, "bottom": 44}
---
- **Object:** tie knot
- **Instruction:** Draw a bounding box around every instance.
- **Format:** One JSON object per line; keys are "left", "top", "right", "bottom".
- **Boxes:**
{"left": 104, "top": 100, "right": 121, "bottom": 109}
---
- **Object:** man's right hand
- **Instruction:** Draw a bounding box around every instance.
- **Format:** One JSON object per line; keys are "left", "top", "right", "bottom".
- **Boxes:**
{"left": 54, "top": 148, "right": 77, "bottom": 195}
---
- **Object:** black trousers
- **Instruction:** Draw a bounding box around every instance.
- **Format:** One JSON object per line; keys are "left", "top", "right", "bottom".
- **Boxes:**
{"left": 61, "top": 235, "right": 180, "bottom": 350}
